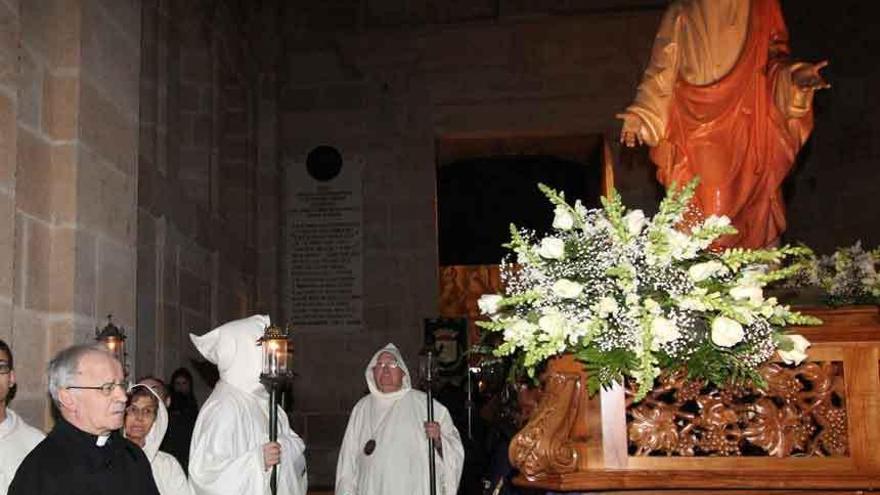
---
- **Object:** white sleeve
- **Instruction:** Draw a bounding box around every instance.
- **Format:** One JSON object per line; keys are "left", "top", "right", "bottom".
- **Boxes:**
{"left": 277, "top": 408, "right": 308, "bottom": 495}
{"left": 436, "top": 403, "right": 465, "bottom": 495}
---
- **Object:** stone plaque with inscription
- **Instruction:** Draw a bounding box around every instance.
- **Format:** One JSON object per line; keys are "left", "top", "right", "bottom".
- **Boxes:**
{"left": 283, "top": 148, "right": 363, "bottom": 331}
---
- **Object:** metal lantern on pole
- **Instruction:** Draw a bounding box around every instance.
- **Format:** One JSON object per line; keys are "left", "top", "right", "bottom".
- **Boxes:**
{"left": 95, "top": 314, "right": 127, "bottom": 373}
{"left": 258, "top": 324, "right": 294, "bottom": 495}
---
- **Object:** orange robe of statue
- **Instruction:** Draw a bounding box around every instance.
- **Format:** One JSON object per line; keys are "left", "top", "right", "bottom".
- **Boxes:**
{"left": 624, "top": 0, "right": 815, "bottom": 249}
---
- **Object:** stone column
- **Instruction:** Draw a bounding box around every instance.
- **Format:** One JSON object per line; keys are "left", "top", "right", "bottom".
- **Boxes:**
{"left": 0, "top": 0, "right": 140, "bottom": 428}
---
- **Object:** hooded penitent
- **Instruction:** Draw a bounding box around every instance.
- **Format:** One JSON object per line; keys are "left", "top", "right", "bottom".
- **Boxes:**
{"left": 125, "top": 384, "right": 192, "bottom": 495}
{"left": 188, "top": 315, "right": 307, "bottom": 495}
{"left": 335, "top": 343, "right": 464, "bottom": 495}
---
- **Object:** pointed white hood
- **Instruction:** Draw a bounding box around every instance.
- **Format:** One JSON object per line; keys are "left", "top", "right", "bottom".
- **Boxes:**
{"left": 364, "top": 343, "right": 412, "bottom": 401}
{"left": 190, "top": 314, "right": 270, "bottom": 395}
{"left": 125, "top": 383, "right": 168, "bottom": 462}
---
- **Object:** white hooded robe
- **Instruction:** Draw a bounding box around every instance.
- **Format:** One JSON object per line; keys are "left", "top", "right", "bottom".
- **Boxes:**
{"left": 188, "top": 315, "right": 307, "bottom": 495}
{"left": 0, "top": 409, "right": 44, "bottom": 495}
{"left": 125, "top": 384, "right": 192, "bottom": 495}
{"left": 335, "top": 343, "right": 464, "bottom": 495}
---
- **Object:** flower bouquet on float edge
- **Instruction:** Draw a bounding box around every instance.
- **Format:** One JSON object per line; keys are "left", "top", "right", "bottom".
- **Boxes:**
{"left": 781, "top": 241, "right": 880, "bottom": 307}
{"left": 476, "top": 180, "right": 822, "bottom": 401}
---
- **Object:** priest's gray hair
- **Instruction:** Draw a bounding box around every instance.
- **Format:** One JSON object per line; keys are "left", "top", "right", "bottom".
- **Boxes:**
{"left": 48, "top": 344, "right": 114, "bottom": 407}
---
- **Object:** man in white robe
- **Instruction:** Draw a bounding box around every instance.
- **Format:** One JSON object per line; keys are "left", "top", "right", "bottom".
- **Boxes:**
{"left": 124, "top": 383, "right": 192, "bottom": 495}
{"left": 335, "top": 343, "right": 464, "bottom": 495}
{"left": 0, "top": 340, "right": 46, "bottom": 495}
{"left": 188, "top": 315, "right": 307, "bottom": 495}
{"left": 0, "top": 339, "right": 44, "bottom": 495}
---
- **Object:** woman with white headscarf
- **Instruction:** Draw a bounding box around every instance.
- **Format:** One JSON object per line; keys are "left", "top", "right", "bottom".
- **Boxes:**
{"left": 124, "top": 384, "right": 192, "bottom": 495}
{"left": 335, "top": 343, "right": 464, "bottom": 495}
{"left": 188, "top": 315, "right": 307, "bottom": 495}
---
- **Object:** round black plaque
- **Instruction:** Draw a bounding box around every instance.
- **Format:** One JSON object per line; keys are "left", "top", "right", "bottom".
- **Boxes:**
{"left": 306, "top": 145, "right": 343, "bottom": 182}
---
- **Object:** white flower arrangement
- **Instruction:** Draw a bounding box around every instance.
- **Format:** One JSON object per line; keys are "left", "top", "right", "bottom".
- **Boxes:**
{"left": 785, "top": 241, "right": 880, "bottom": 306}
{"left": 477, "top": 180, "right": 821, "bottom": 401}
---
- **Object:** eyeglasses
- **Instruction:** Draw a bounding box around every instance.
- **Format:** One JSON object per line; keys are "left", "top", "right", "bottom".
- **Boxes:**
{"left": 125, "top": 405, "right": 157, "bottom": 419}
{"left": 67, "top": 381, "right": 129, "bottom": 396}
{"left": 373, "top": 362, "right": 400, "bottom": 371}
{"left": 0, "top": 363, "right": 11, "bottom": 375}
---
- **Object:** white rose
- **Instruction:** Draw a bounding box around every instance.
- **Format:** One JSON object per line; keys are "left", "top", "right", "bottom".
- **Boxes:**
{"left": 504, "top": 319, "right": 537, "bottom": 344}
{"left": 596, "top": 296, "right": 619, "bottom": 317}
{"left": 688, "top": 261, "right": 728, "bottom": 282}
{"left": 778, "top": 334, "right": 811, "bottom": 365}
{"left": 624, "top": 209, "right": 646, "bottom": 236}
{"left": 730, "top": 285, "right": 764, "bottom": 305}
{"left": 538, "top": 312, "right": 568, "bottom": 340}
{"left": 711, "top": 316, "right": 744, "bottom": 348}
{"left": 552, "top": 206, "right": 575, "bottom": 231}
{"left": 537, "top": 237, "right": 565, "bottom": 259}
{"left": 477, "top": 294, "right": 503, "bottom": 315}
{"left": 651, "top": 317, "right": 681, "bottom": 349}
{"left": 552, "top": 279, "right": 583, "bottom": 299}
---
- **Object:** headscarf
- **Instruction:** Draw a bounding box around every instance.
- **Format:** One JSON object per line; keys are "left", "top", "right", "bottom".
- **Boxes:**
{"left": 125, "top": 384, "right": 167, "bottom": 462}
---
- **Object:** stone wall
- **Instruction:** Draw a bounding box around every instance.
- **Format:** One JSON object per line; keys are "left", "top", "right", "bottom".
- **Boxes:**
{"left": 0, "top": 0, "right": 140, "bottom": 427}
{"left": 135, "top": 0, "right": 282, "bottom": 401}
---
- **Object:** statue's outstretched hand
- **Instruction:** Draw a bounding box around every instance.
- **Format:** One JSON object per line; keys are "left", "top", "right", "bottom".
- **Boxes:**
{"left": 793, "top": 60, "right": 831, "bottom": 91}
{"left": 616, "top": 112, "right": 645, "bottom": 148}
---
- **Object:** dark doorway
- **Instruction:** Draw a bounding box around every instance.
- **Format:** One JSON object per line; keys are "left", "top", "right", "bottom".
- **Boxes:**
{"left": 436, "top": 139, "right": 605, "bottom": 266}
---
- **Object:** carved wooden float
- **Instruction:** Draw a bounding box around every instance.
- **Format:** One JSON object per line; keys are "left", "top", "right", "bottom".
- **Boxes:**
{"left": 509, "top": 305, "right": 880, "bottom": 493}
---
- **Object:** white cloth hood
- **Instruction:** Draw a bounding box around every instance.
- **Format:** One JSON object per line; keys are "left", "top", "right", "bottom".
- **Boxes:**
{"left": 190, "top": 314, "right": 270, "bottom": 394}
{"left": 125, "top": 384, "right": 167, "bottom": 462}
{"left": 364, "top": 343, "right": 412, "bottom": 400}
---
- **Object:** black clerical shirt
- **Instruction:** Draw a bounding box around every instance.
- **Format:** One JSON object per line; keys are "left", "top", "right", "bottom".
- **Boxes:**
{"left": 8, "top": 416, "right": 159, "bottom": 495}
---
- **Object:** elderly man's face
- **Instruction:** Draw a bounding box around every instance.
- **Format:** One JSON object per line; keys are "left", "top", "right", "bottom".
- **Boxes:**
{"left": 372, "top": 351, "right": 404, "bottom": 393}
{"left": 62, "top": 352, "right": 128, "bottom": 436}
{"left": 124, "top": 394, "right": 158, "bottom": 448}
{"left": 0, "top": 348, "right": 13, "bottom": 406}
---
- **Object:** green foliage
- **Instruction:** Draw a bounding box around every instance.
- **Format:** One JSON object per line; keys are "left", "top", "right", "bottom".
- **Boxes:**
{"left": 683, "top": 342, "right": 767, "bottom": 390}
{"left": 600, "top": 189, "right": 629, "bottom": 242}
{"left": 651, "top": 179, "right": 698, "bottom": 230}
{"left": 574, "top": 346, "right": 637, "bottom": 396}
{"left": 721, "top": 245, "right": 813, "bottom": 271}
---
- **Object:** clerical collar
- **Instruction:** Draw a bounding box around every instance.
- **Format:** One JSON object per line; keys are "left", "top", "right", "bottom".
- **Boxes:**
{"left": 56, "top": 416, "right": 114, "bottom": 449}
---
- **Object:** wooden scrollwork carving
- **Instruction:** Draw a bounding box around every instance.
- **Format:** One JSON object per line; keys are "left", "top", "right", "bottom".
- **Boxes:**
{"left": 509, "top": 371, "right": 581, "bottom": 478}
